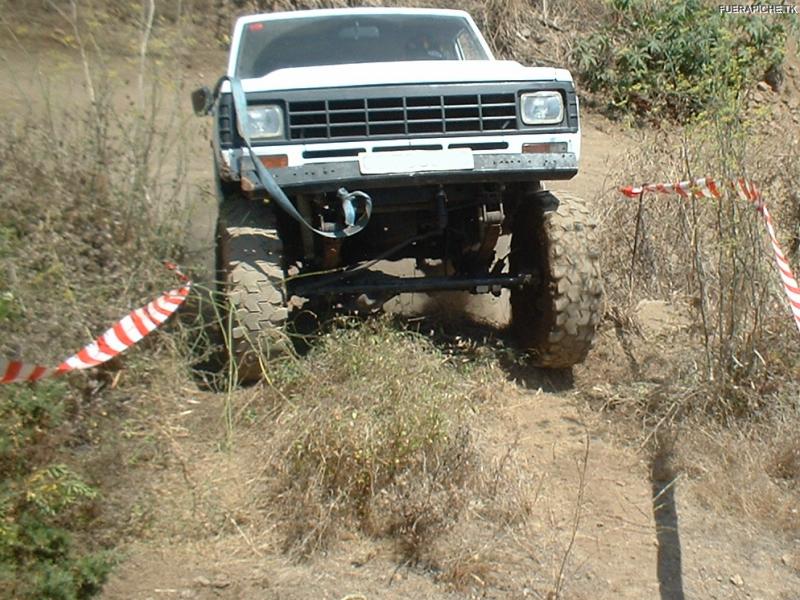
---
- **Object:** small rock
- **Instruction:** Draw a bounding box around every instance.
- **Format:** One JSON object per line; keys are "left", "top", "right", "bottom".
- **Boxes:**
{"left": 782, "top": 554, "right": 790, "bottom": 566}
{"left": 211, "top": 579, "right": 231, "bottom": 589}
{"left": 730, "top": 574, "right": 744, "bottom": 587}
{"left": 193, "top": 576, "right": 211, "bottom": 587}
{"left": 757, "top": 81, "right": 770, "bottom": 92}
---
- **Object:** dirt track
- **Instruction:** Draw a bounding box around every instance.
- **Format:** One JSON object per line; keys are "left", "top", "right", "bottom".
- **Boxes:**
{"left": 3, "top": 34, "right": 799, "bottom": 600}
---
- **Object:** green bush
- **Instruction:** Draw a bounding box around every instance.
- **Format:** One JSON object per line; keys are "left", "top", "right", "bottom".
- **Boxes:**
{"left": 0, "top": 384, "right": 113, "bottom": 600}
{"left": 573, "top": 0, "right": 789, "bottom": 120}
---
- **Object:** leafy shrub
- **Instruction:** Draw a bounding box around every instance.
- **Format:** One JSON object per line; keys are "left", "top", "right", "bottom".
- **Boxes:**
{"left": 0, "top": 384, "right": 113, "bottom": 600}
{"left": 573, "top": 0, "right": 789, "bottom": 120}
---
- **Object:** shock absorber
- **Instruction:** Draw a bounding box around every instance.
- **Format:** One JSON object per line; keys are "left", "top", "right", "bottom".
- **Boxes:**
{"left": 435, "top": 187, "right": 448, "bottom": 232}
{"left": 435, "top": 186, "right": 449, "bottom": 273}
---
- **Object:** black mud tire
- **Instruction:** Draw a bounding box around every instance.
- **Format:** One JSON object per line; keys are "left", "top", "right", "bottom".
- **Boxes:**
{"left": 510, "top": 191, "right": 604, "bottom": 368}
{"left": 217, "top": 197, "right": 289, "bottom": 382}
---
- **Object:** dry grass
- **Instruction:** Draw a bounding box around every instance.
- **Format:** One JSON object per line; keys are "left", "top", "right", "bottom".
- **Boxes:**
{"left": 256, "top": 320, "right": 510, "bottom": 558}
{"left": 594, "top": 106, "right": 800, "bottom": 422}
{"left": 0, "top": 4, "right": 208, "bottom": 596}
{"left": 672, "top": 416, "right": 800, "bottom": 535}
{"left": 0, "top": 120, "right": 188, "bottom": 364}
{"left": 71, "top": 317, "right": 552, "bottom": 595}
{"left": 4, "top": 1, "right": 799, "bottom": 595}
{"left": 584, "top": 89, "right": 800, "bottom": 535}
{"left": 0, "top": 0, "right": 198, "bottom": 367}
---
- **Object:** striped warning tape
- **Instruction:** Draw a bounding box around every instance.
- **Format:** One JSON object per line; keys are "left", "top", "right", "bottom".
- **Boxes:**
{"left": 0, "top": 262, "right": 191, "bottom": 384}
{"left": 620, "top": 176, "right": 723, "bottom": 199}
{"left": 620, "top": 177, "right": 800, "bottom": 334}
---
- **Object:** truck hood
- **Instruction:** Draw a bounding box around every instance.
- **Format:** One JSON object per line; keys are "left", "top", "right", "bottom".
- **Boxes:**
{"left": 229, "top": 60, "right": 573, "bottom": 93}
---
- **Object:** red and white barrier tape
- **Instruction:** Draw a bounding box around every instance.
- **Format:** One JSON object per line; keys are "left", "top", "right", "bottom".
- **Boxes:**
{"left": 620, "top": 177, "right": 800, "bottom": 334}
{"left": 0, "top": 262, "right": 191, "bottom": 385}
{"left": 620, "top": 176, "right": 724, "bottom": 200}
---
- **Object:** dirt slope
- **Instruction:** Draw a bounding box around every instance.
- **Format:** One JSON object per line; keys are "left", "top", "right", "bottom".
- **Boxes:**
{"left": 98, "top": 386, "right": 664, "bottom": 600}
{"left": 94, "top": 356, "right": 799, "bottom": 599}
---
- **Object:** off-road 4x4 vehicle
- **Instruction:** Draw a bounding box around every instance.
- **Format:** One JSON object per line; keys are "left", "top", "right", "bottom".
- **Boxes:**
{"left": 193, "top": 7, "right": 603, "bottom": 379}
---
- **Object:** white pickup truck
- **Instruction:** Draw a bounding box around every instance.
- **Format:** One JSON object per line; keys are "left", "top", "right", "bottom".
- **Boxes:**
{"left": 192, "top": 7, "right": 602, "bottom": 379}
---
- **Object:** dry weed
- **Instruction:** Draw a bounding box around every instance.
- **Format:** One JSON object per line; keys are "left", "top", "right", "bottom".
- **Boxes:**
{"left": 595, "top": 108, "right": 800, "bottom": 422}
{"left": 0, "top": 4, "right": 205, "bottom": 596}
{"left": 0, "top": 0, "right": 198, "bottom": 367}
{"left": 251, "top": 320, "right": 533, "bottom": 564}
{"left": 259, "top": 322, "right": 484, "bottom": 556}
{"left": 673, "top": 416, "right": 800, "bottom": 535}
{"left": 587, "top": 95, "right": 800, "bottom": 537}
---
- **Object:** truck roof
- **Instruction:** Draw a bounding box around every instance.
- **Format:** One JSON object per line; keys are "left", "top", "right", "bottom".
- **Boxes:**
{"left": 235, "top": 8, "right": 475, "bottom": 25}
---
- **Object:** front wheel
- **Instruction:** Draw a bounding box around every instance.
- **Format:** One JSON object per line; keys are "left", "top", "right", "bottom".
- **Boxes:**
{"left": 217, "top": 197, "right": 290, "bottom": 381}
{"left": 509, "top": 191, "right": 604, "bottom": 367}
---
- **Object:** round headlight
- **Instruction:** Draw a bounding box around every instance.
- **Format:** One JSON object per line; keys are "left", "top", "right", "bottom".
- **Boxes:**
{"left": 239, "top": 104, "right": 284, "bottom": 140}
{"left": 520, "top": 92, "right": 564, "bottom": 125}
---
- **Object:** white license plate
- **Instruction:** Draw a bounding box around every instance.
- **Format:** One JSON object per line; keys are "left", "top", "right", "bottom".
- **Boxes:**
{"left": 358, "top": 149, "right": 475, "bottom": 175}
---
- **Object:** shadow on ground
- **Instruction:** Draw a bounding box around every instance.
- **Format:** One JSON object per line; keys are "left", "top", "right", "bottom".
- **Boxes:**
{"left": 395, "top": 311, "right": 576, "bottom": 393}
{"left": 651, "top": 435, "right": 686, "bottom": 600}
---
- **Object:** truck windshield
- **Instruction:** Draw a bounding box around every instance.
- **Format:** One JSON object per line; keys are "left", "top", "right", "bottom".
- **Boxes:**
{"left": 236, "top": 13, "right": 490, "bottom": 79}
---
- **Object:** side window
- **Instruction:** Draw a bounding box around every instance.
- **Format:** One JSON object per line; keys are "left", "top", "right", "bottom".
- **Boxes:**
{"left": 456, "top": 29, "right": 484, "bottom": 60}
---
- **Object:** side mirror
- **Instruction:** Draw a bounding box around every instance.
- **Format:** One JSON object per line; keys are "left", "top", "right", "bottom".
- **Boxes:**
{"left": 191, "top": 86, "right": 213, "bottom": 116}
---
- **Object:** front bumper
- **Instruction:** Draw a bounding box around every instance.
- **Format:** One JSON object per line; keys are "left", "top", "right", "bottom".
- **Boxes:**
{"left": 239, "top": 152, "right": 578, "bottom": 195}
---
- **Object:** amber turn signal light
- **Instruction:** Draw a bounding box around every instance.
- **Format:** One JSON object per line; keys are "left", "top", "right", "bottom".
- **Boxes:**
{"left": 259, "top": 154, "right": 289, "bottom": 169}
